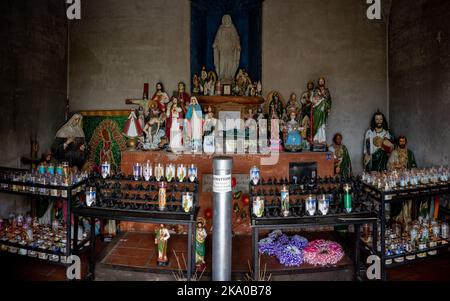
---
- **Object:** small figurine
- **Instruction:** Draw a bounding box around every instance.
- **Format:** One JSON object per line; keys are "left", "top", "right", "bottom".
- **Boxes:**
{"left": 173, "top": 81, "right": 190, "bottom": 110}
{"left": 203, "top": 106, "right": 217, "bottom": 137}
{"left": 192, "top": 74, "right": 201, "bottom": 94}
{"left": 195, "top": 217, "right": 208, "bottom": 270}
{"left": 256, "top": 81, "right": 262, "bottom": 97}
{"left": 151, "top": 82, "right": 170, "bottom": 112}
{"left": 266, "top": 91, "right": 284, "bottom": 119}
{"left": 200, "top": 66, "right": 208, "bottom": 93}
{"left": 284, "top": 111, "right": 303, "bottom": 152}
{"left": 300, "top": 81, "right": 315, "bottom": 137}
{"left": 142, "top": 108, "right": 165, "bottom": 150}
{"left": 329, "top": 133, "right": 352, "bottom": 177}
{"left": 185, "top": 97, "right": 204, "bottom": 153}
{"left": 286, "top": 93, "right": 302, "bottom": 119}
{"left": 155, "top": 224, "right": 170, "bottom": 266}
{"left": 123, "top": 110, "right": 144, "bottom": 150}
{"left": 311, "top": 77, "right": 332, "bottom": 146}
{"left": 166, "top": 98, "right": 184, "bottom": 153}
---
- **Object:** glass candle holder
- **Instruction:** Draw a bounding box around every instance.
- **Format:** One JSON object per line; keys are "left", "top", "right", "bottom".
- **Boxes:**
{"left": 280, "top": 185, "right": 290, "bottom": 217}
{"left": 306, "top": 194, "right": 317, "bottom": 216}
{"left": 177, "top": 164, "right": 187, "bottom": 182}
{"left": 252, "top": 196, "right": 265, "bottom": 218}
{"left": 188, "top": 164, "right": 198, "bottom": 183}
{"left": 182, "top": 192, "right": 193, "bottom": 213}
{"left": 155, "top": 163, "right": 164, "bottom": 182}
{"left": 143, "top": 161, "right": 152, "bottom": 181}
{"left": 158, "top": 182, "right": 167, "bottom": 211}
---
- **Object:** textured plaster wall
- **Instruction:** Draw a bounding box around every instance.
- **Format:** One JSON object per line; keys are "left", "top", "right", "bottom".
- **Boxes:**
{"left": 69, "top": 0, "right": 388, "bottom": 172}
{"left": 0, "top": 0, "right": 68, "bottom": 216}
{"left": 389, "top": 0, "right": 450, "bottom": 167}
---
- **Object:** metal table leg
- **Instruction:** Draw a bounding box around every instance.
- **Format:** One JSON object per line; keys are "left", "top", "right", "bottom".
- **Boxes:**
{"left": 89, "top": 217, "right": 96, "bottom": 280}
{"left": 73, "top": 214, "right": 79, "bottom": 255}
{"left": 188, "top": 222, "right": 192, "bottom": 281}
{"left": 252, "top": 227, "right": 259, "bottom": 281}
{"left": 355, "top": 223, "right": 361, "bottom": 280}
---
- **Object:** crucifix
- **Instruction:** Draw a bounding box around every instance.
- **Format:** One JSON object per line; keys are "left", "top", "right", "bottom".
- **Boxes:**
{"left": 125, "top": 83, "right": 151, "bottom": 117}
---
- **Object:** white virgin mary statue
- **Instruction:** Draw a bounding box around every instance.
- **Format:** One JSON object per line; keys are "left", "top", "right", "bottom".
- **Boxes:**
{"left": 213, "top": 15, "right": 241, "bottom": 82}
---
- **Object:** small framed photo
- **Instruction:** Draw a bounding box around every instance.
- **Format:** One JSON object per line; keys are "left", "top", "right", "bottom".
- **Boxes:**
{"left": 223, "top": 84, "right": 232, "bottom": 96}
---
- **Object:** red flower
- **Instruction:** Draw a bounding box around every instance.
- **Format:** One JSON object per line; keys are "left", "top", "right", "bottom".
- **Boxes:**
{"left": 242, "top": 195, "right": 250, "bottom": 206}
{"left": 231, "top": 177, "right": 237, "bottom": 189}
{"left": 204, "top": 208, "right": 213, "bottom": 219}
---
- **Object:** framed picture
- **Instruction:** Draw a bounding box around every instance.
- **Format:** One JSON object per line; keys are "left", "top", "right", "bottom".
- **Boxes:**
{"left": 223, "top": 84, "right": 232, "bottom": 96}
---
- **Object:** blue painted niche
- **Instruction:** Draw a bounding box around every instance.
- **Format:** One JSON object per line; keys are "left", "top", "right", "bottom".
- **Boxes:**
{"left": 190, "top": 0, "right": 262, "bottom": 90}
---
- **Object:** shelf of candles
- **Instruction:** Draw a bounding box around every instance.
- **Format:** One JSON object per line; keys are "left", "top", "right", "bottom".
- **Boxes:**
{"left": 361, "top": 168, "right": 450, "bottom": 202}
{"left": 0, "top": 221, "right": 89, "bottom": 265}
{"left": 76, "top": 169, "right": 200, "bottom": 220}
{"left": 362, "top": 221, "right": 450, "bottom": 268}
{"left": 0, "top": 169, "right": 88, "bottom": 199}
{"left": 249, "top": 176, "right": 377, "bottom": 226}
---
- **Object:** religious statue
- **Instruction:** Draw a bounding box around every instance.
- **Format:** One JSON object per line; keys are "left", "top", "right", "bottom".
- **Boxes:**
{"left": 267, "top": 91, "right": 284, "bottom": 119}
{"left": 142, "top": 109, "right": 166, "bottom": 150}
{"left": 154, "top": 224, "right": 170, "bottom": 266}
{"left": 300, "top": 81, "right": 315, "bottom": 135}
{"left": 205, "top": 71, "right": 217, "bottom": 96}
{"left": 286, "top": 93, "right": 302, "bottom": 119}
{"left": 387, "top": 135, "right": 417, "bottom": 171}
{"left": 236, "top": 68, "right": 252, "bottom": 96}
{"left": 284, "top": 111, "right": 303, "bottom": 152}
{"left": 329, "top": 133, "right": 352, "bottom": 177}
{"left": 192, "top": 74, "right": 201, "bottom": 94}
{"left": 185, "top": 97, "right": 204, "bottom": 153}
{"left": 256, "top": 81, "right": 262, "bottom": 97}
{"left": 269, "top": 110, "right": 283, "bottom": 151}
{"left": 213, "top": 15, "right": 241, "bottom": 82}
{"left": 51, "top": 113, "right": 87, "bottom": 170}
{"left": 364, "top": 111, "right": 394, "bottom": 172}
{"left": 200, "top": 66, "right": 208, "bottom": 93}
{"left": 388, "top": 135, "right": 417, "bottom": 227}
{"left": 244, "top": 108, "right": 258, "bottom": 152}
{"left": 311, "top": 77, "right": 332, "bottom": 145}
{"left": 166, "top": 98, "right": 184, "bottom": 153}
{"left": 173, "top": 81, "right": 190, "bottom": 110}
{"left": 123, "top": 110, "right": 144, "bottom": 142}
{"left": 203, "top": 106, "right": 217, "bottom": 137}
{"left": 126, "top": 84, "right": 151, "bottom": 118}
{"left": 195, "top": 217, "right": 208, "bottom": 270}
{"left": 99, "top": 129, "right": 116, "bottom": 167}
{"left": 151, "top": 82, "right": 170, "bottom": 112}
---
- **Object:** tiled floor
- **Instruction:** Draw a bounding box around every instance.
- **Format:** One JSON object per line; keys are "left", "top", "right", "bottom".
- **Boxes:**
{"left": 2, "top": 232, "right": 450, "bottom": 281}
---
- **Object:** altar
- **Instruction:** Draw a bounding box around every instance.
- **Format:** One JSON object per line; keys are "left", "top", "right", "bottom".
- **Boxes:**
{"left": 120, "top": 151, "right": 334, "bottom": 233}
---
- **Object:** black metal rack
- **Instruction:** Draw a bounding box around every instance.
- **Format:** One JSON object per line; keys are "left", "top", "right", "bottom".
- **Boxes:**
{"left": 249, "top": 177, "right": 378, "bottom": 280}
{"left": 73, "top": 174, "right": 200, "bottom": 280}
{"left": 0, "top": 171, "right": 88, "bottom": 265}
{"left": 363, "top": 182, "right": 450, "bottom": 280}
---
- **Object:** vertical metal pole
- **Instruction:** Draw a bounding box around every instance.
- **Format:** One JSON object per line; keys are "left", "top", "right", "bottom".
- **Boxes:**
{"left": 187, "top": 222, "right": 192, "bottom": 281}
{"left": 67, "top": 188, "right": 72, "bottom": 256}
{"left": 380, "top": 192, "right": 386, "bottom": 281}
{"left": 252, "top": 227, "right": 259, "bottom": 281}
{"left": 73, "top": 213, "right": 79, "bottom": 255}
{"left": 90, "top": 216, "right": 96, "bottom": 279}
{"left": 212, "top": 157, "right": 233, "bottom": 281}
{"left": 355, "top": 223, "right": 361, "bottom": 280}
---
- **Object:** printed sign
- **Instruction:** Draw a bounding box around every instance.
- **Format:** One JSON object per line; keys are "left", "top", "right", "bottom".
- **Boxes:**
{"left": 213, "top": 174, "right": 232, "bottom": 193}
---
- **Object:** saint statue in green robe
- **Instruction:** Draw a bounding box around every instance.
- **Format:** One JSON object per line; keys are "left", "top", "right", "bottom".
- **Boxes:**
{"left": 329, "top": 133, "right": 352, "bottom": 178}
{"left": 311, "top": 77, "right": 332, "bottom": 144}
{"left": 154, "top": 224, "right": 170, "bottom": 266}
{"left": 195, "top": 218, "right": 207, "bottom": 270}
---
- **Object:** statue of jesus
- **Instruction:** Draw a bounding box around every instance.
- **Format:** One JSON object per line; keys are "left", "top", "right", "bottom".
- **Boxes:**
{"left": 213, "top": 15, "right": 241, "bottom": 82}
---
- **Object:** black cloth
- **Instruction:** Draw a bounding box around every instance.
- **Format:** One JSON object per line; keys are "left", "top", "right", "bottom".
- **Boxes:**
{"left": 51, "top": 137, "right": 87, "bottom": 169}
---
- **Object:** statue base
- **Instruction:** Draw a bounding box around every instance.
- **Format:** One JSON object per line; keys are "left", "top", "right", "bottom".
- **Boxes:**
{"left": 157, "top": 261, "right": 169, "bottom": 267}
{"left": 269, "top": 139, "right": 284, "bottom": 152}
